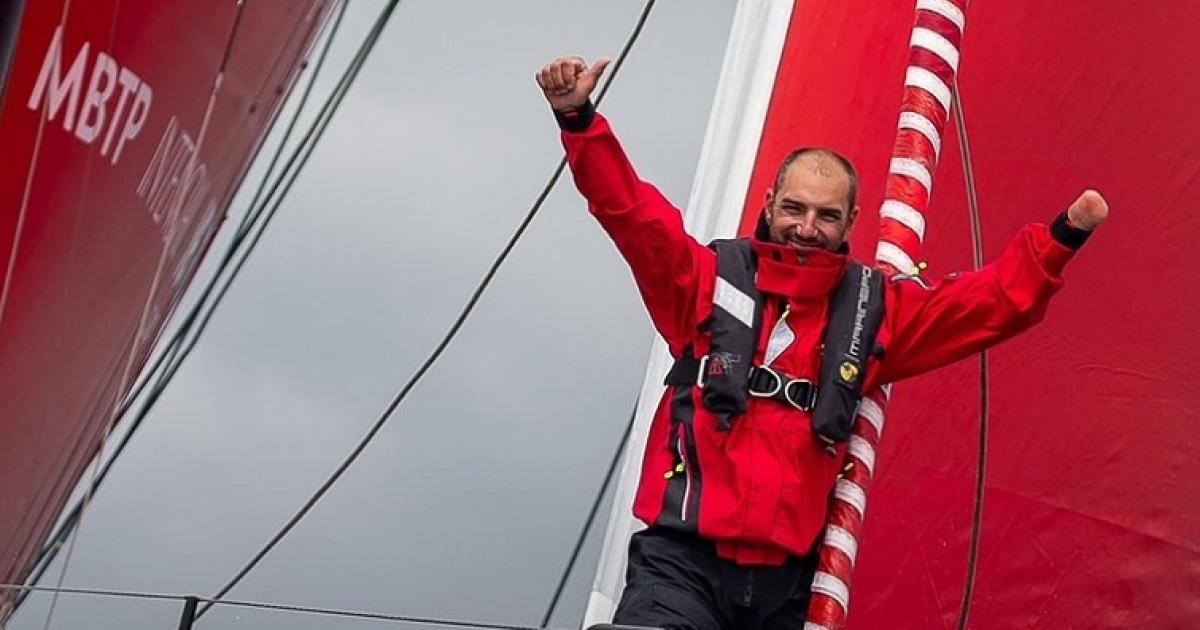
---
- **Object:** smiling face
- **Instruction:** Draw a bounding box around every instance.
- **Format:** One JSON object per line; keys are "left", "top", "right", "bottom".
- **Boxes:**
{"left": 763, "top": 150, "right": 859, "bottom": 259}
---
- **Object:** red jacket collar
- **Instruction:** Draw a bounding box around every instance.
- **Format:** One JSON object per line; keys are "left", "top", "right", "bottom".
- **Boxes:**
{"left": 751, "top": 236, "right": 849, "bottom": 302}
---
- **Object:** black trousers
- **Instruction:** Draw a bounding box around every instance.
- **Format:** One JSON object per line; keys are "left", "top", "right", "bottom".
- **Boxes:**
{"left": 612, "top": 528, "right": 819, "bottom": 630}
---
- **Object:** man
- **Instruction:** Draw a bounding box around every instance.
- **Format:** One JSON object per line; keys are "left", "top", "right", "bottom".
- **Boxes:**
{"left": 536, "top": 56, "right": 1108, "bottom": 630}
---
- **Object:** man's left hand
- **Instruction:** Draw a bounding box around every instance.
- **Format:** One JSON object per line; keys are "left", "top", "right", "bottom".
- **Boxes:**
{"left": 1067, "top": 189, "right": 1109, "bottom": 231}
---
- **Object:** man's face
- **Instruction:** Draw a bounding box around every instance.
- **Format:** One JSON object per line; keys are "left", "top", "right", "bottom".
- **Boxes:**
{"left": 763, "top": 155, "right": 859, "bottom": 258}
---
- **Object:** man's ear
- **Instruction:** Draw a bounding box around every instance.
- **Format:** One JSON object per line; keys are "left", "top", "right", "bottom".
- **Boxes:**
{"left": 763, "top": 187, "right": 775, "bottom": 222}
{"left": 845, "top": 204, "right": 861, "bottom": 233}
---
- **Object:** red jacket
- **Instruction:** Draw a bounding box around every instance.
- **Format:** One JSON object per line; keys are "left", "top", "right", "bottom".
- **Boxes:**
{"left": 562, "top": 113, "right": 1076, "bottom": 565}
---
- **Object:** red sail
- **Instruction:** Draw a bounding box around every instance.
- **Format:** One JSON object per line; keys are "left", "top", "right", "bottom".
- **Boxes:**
{"left": 738, "top": 1, "right": 1199, "bottom": 627}
{"left": 0, "top": 0, "right": 333, "bottom": 618}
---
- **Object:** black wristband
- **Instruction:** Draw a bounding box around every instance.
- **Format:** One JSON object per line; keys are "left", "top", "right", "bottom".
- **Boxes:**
{"left": 1050, "top": 211, "right": 1092, "bottom": 250}
{"left": 554, "top": 100, "right": 595, "bottom": 132}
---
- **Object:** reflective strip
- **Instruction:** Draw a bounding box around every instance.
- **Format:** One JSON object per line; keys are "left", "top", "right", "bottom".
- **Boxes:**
{"left": 917, "top": 0, "right": 966, "bottom": 33}
{"left": 804, "top": 624, "right": 834, "bottom": 630}
{"left": 834, "top": 479, "right": 867, "bottom": 516}
{"left": 714, "top": 277, "right": 755, "bottom": 328}
{"left": 812, "top": 571, "right": 850, "bottom": 610}
{"left": 899, "top": 110, "right": 942, "bottom": 157}
{"left": 890, "top": 157, "right": 933, "bottom": 194}
{"left": 912, "top": 26, "right": 960, "bottom": 71}
{"left": 824, "top": 524, "right": 859, "bottom": 565}
{"left": 764, "top": 318, "right": 795, "bottom": 366}
{"left": 857, "top": 396, "right": 885, "bottom": 436}
{"left": 875, "top": 241, "right": 916, "bottom": 275}
{"left": 905, "top": 66, "right": 952, "bottom": 113}
{"left": 848, "top": 434, "right": 876, "bottom": 476}
{"left": 880, "top": 199, "right": 926, "bottom": 241}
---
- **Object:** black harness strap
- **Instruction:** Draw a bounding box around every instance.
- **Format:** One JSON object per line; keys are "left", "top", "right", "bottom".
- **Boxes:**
{"left": 695, "top": 239, "right": 761, "bottom": 430}
{"left": 812, "top": 262, "right": 886, "bottom": 443}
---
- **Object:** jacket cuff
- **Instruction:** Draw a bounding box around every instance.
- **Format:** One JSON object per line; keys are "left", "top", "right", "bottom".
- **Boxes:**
{"left": 554, "top": 100, "right": 595, "bottom": 133}
{"left": 1050, "top": 211, "right": 1092, "bottom": 250}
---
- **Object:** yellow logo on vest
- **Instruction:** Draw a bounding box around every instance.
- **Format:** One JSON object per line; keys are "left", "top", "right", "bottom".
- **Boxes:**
{"left": 839, "top": 361, "right": 860, "bottom": 383}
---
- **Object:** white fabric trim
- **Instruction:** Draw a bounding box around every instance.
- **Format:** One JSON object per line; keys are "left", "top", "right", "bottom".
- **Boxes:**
{"left": 848, "top": 434, "right": 877, "bottom": 476}
{"left": 857, "top": 396, "right": 885, "bottom": 436}
{"left": 804, "top": 624, "right": 834, "bottom": 630}
{"left": 812, "top": 571, "right": 851, "bottom": 610}
{"left": 880, "top": 199, "right": 927, "bottom": 241}
{"left": 917, "top": 0, "right": 966, "bottom": 33}
{"left": 834, "top": 479, "right": 867, "bottom": 516}
{"left": 891, "top": 272, "right": 932, "bottom": 290}
{"left": 714, "top": 277, "right": 756, "bottom": 328}
{"left": 824, "top": 524, "right": 859, "bottom": 565}
{"left": 681, "top": 3, "right": 796, "bottom": 240}
{"left": 911, "top": 26, "right": 960, "bottom": 71}
{"left": 889, "top": 157, "right": 933, "bottom": 195}
{"left": 875, "top": 240, "right": 917, "bottom": 274}
{"left": 905, "top": 66, "right": 953, "bottom": 113}
{"left": 584, "top": 2, "right": 796, "bottom": 626}
{"left": 764, "top": 318, "right": 795, "bottom": 366}
{"left": 898, "top": 110, "right": 943, "bottom": 158}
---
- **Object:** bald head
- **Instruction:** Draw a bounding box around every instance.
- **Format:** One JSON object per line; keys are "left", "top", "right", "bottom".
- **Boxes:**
{"left": 773, "top": 148, "right": 858, "bottom": 210}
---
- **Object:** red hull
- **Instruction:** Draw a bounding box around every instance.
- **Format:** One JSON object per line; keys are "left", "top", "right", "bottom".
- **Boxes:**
{"left": 0, "top": 0, "right": 333, "bottom": 617}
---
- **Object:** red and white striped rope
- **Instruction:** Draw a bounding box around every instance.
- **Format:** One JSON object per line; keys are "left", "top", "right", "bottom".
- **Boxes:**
{"left": 806, "top": 1, "right": 967, "bottom": 627}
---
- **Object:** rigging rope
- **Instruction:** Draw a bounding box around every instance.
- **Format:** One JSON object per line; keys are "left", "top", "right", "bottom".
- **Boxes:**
{"left": 538, "top": 398, "right": 640, "bottom": 628}
{"left": 16, "top": 0, "right": 350, "bottom": 608}
{"left": 196, "top": 0, "right": 658, "bottom": 619}
{"left": 951, "top": 79, "right": 989, "bottom": 630}
{"left": 1, "top": 583, "right": 572, "bottom": 630}
{"left": 187, "top": 4, "right": 406, "bottom": 616}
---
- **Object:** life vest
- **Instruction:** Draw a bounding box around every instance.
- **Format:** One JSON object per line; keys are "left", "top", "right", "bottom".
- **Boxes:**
{"left": 664, "top": 238, "right": 886, "bottom": 444}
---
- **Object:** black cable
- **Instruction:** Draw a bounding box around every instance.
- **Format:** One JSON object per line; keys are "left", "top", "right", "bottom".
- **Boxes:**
{"left": 539, "top": 399, "right": 639, "bottom": 628}
{"left": 951, "top": 81, "right": 989, "bottom": 630}
{"left": 215, "top": 597, "right": 558, "bottom": 630}
{"left": 190, "top": 2, "right": 403, "bottom": 618}
{"left": 0, "top": 583, "right": 570, "bottom": 630}
{"left": 197, "top": 0, "right": 658, "bottom": 620}
{"left": 17, "top": 0, "right": 350, "bottom": 604}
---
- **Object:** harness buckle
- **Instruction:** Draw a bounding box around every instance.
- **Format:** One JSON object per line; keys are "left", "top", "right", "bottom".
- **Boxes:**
{"left": 783, "top": 378, "right": 817, "bottom": 411}
{"left": 747, "top": 365, "right": 784, "bottom": 398}
{"left": 747, "top": 365, "right": 817, "bottom": 411}
{"left": 695, "top": 354, "right": 710, "bottom": 389}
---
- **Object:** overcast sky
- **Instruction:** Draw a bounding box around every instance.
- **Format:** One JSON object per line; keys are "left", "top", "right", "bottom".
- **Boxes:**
{"left": 11, "top": 2, "right": 736, "bottom": 629}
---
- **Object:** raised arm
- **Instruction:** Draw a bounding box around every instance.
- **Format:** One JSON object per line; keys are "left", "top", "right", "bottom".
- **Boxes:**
{"left": 536, "top": 56, "right": 715, "bottom": 353}
{"left": 870, "top": 190, "right": 1109, "bottom": 387}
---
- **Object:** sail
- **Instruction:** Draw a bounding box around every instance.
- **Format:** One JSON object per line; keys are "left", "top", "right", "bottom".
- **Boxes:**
{"left": 587, "top": 0, "right": 1200, "bottom": 627}
{"left": 0, "top": 1, "right": 334, "bottom": 620}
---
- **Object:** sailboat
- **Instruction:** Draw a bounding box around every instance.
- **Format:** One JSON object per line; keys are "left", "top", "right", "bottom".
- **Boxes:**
{"left": 3, "top": 1, "right": 1198, "bottom": 628}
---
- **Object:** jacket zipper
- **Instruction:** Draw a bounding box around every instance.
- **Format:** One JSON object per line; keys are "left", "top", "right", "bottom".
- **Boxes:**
{"left": 676, "top": 423, "right": 692, "bottom": 522}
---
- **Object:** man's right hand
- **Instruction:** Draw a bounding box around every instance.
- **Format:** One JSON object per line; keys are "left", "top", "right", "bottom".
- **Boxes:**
{"left": 536, "top": 56, "right": 611, "bottom": 112}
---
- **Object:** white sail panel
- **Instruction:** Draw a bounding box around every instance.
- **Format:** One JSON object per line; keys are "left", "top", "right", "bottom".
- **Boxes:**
{"left": 582, "top": 2, "right": 795, "bottom": 625}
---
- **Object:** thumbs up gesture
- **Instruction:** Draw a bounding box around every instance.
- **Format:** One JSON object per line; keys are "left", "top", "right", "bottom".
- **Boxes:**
{"left": 1067, "top": 189, "right": 1109, "bottom": 231}
{"left": 536, "top": 56, "right": 611, "bottom": 112}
